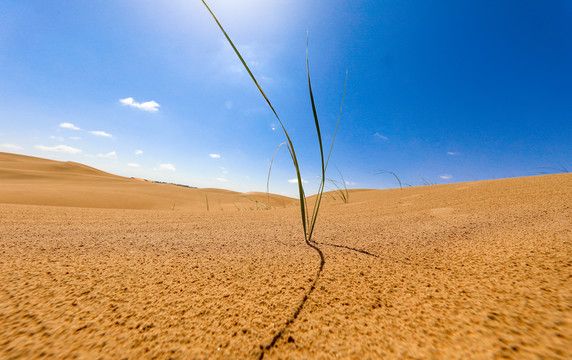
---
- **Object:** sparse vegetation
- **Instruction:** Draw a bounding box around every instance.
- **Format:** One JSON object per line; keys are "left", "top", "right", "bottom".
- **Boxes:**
{"left": 153, "top": 181, "right": 196, "bottom": 188}
{"left": 202, "top": 1, "right": 347, "bottom": 357}
{"left": 202, "top": 1, "right": 347, "bottom": 245}
{"left": 420, "top": 176, "right": 436, "bottom": 186}
{"left": 377, "top": 170, "right": 404, "bottom": 189}
{"left": 327, "top": 167, "right": 349, "bottom": 203}
{"left": 536, "top": 166, "right": 570, "bottom": 174}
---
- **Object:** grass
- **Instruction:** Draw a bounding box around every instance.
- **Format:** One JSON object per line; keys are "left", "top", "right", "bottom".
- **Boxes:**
{"left": 201, "top": 2, "right": 347, "bottom": 357}
{"left": 377, "top": 170, "right": 404, "bottom": 189}
{"left": 202, "top": 0, "right": 347, "bottom": 244}
{"left": 536, "top": 166, "right": 570, "bottom": 174}
{"left": 420, "top": 176, "right": 437, "bottom": 186}
{"left": 326, "top": 166, "right": 350, "bottom": 203}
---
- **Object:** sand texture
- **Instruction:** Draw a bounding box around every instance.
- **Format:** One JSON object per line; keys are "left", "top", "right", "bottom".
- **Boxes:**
{"left": 1, "top": 152, "right": 571, "bottom": 359}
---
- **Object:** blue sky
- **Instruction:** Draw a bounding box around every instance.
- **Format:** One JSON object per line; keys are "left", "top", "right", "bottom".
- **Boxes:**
{"left": 1, "top": 1, "right": 570, "bottom": 196}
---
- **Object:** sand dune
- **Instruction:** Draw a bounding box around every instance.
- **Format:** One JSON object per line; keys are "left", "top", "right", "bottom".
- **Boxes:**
{"left": 0, "top": 152, "right": 570, "bottom": 359}
{"left": 0, "top": 152, "right": 294, "bottom": 210}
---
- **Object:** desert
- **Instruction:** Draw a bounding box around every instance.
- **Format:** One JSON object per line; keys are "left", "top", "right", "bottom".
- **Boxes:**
{"left": 3, "top": 1, "right": 571, "bottom": 359}
{"left": 0, "top": 152, "right": 570, "bottom": 359}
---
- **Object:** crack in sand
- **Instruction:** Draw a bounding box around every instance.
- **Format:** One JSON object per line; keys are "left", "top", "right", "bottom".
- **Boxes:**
{"left": 311, "top": 240, "right": 380, "bottom": 258}
{"left": 258, "top": 239, "right": 325, "bottom": 360}
{"left": 258, "top": 238, "right": 392, "bottom": 358}
{"left": 259, "top": 239, "right": 401, "bottom": 358}
{"left": 311, "top": 240, "right": 413, "bottom": 266}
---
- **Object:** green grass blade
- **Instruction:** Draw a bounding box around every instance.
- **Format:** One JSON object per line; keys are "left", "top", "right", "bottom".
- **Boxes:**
{"left": 202, "top": 1, "right": 276, "bottom": 121}
{"left": 305, "top": 34, "right": 327, "bottom": 241}
{"left": 285, "top": 143, "right": 309, "bottom": 238}
{"left": 325, "top": 70, "right": 349, "bottom": 170}
{"left": 308, "top": 64, "right": 349, "bottom": 240}
{"left": 335, "top": 165, "right": 349, "bottom": 203}
{"left": 377, "top": 170, "right": 403, "bottom": 189}
{"left": 306, "top": 34, "right": 325, "bottom": 177}
{"left": 326, "top": 177, "right": 347, "bottom": 203}
{"left": 308, "top": 69, "right": 348, "bottom": 239}
{"left": 202, "top": 0, "right": 309, "bottom": 239}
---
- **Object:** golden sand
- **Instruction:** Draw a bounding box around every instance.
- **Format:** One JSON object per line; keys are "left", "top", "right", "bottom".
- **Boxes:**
{"left": 1, "top": 152, "right": 570, "bottom": 359}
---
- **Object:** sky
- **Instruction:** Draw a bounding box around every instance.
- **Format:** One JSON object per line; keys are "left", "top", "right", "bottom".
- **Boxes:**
{"left": 1, "top": 0, "right": 571, "bottom": 197}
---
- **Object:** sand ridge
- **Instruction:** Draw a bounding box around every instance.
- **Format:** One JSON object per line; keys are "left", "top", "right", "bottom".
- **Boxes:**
{"left": 0, "top": 152, "right": 294, "bottom": 211}
{"left": 1, "top": 152, "right": 571, "bottom": 359}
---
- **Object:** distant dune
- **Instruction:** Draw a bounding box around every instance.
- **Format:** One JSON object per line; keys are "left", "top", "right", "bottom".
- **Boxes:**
{"left": 1, "top": 151, "right": 570, "bottom": 359}
{"left": 0, "top": 152, "right": 295, "bottom": 210}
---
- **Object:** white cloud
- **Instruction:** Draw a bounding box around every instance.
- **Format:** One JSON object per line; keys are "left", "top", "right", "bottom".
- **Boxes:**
{"left": 288, "top": 178, "right": 308, "bottom": 184}
{"left": 59, "top": 122, "right": 80, "bottom": 131}
{"left": 0, "top": 144, "right": 23, "bottom": 151}
{"left": 447, "top": 152, "right": 459, "bottom": 156}
{"left": 135, "top": 150, "right": 143, "bottom": 155}
{"left": 159, "top": 163, "right": 176, "bottom": 171}
{"left": 90, "top": 130, "right": 113, "bottom": 138}
{"left": 216, "top": 177, "right": 228, "bottom": 182}
{"left": 97, "top": 151, "right": 117, "bottom": 159}
{"left": 69, "top": 136, "right": 81, "bottom": 140}
{"left": 120, "top": 97, "right": 160, "bottom": 112}
{"left": 50, "top": 136, "right": 64, "bottom": 141}
{"left": 374, "top": 132, "right": 388, "bottom": 140}
{"left": 128, "top": 163, "right": 140, "bottom": 168}
{"left": 35, "top": 145, "right": 82, "bottom": 154}
{"left": 440, "top": 174, "right": 453, "bottom": 180}
{"left": 209, "top": 153, "right": 221, "bottom": 159}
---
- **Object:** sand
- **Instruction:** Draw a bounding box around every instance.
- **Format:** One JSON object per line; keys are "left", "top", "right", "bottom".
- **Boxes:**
{"left": 0, "top": 152, "right": 570, "bottom": 359}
